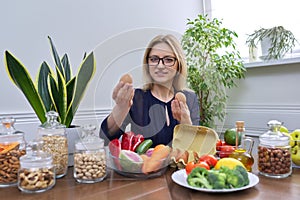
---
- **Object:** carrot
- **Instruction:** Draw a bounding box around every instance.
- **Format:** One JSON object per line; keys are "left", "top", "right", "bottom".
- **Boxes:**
{"left": 142, "top": 145, "right": 171, "bottom": 174}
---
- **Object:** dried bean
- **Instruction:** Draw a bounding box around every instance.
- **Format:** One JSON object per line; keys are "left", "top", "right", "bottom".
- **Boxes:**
{"left": 0, "top": 149, "right": 25, "bottom": 186}
{"left": 74, "top": 151, "right": 106, "bottom": 182}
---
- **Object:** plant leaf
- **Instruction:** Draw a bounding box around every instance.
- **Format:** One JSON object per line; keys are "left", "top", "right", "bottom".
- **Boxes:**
{"left": 48, "top": 36, "right": 65, "bottom": 79}
{"left": 48, "top": 67, "right": 67, "bottom": 124}
{"left": 65, "top": 52, "right": 95, "bottom": 127}
{"left": 4, "top": 51, "right": 47, "bottom": 123}
{"left": 61, "top": 54, "right": 71, "bottom": 82}
{"left": 37, "top": 61, "right": 52, "bottom": 111}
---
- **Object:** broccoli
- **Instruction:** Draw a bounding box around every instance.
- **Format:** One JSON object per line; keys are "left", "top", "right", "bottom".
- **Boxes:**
{"left": 187, "top": 167, "right": 213, "bottom": 189}
{"left": 226, "top": 169, "right": 245, "bottom": 188}
{"left": 207, "top": 170, "right": 228, "bottom": 189}
{"left": 234, "top": 165, "right": 249, "bottom": 186}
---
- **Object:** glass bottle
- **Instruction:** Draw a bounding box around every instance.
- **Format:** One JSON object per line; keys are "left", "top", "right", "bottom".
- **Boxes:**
{"left": 73, "top": 124, "right": 107, "bottom": 183}
{"left": 258, "top": 120, "right": 292, "bottom": 178}
{"left": 0, "top": 117, "right": 26, "bottom": 187}
{"left": 38, "top": 111, "right": 68, "bottom": 178}
{"left": 229, "top": 121, "right": 254, "bottom": 172}
{"left": 18, "top": 140, "right": 55, "bottom": 193}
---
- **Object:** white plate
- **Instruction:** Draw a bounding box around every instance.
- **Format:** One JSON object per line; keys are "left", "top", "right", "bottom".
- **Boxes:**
{"left": 171, "top": 169, "right": 259, "bottom": 193}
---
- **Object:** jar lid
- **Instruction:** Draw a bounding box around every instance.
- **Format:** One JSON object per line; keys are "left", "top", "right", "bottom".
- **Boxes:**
{"left": 259, "top": 120, "right": 289, "bottom": 146}
{"left": 20, "top": 140, "right": 52, "bottom": 168}
{"left": 39, "top": 111, "right": 66, "bottom": 135}
{"left": 0, "top": 116, "right": 24, "bottom": 135}
{"left": 75, "top": 124, "right": 104, "bottom": 150}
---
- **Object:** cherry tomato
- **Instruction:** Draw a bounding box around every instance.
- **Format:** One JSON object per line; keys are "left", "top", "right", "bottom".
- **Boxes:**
{"left": 216, "top": 139, "right": 226, "bottom": 151}
{"left": 219, "top": 145, "right": 235, "bottom": 158}
{"left": 194, "top": 161, "right": 210, "bottom": 170}
{"left": 185, "top": 161, "right": 195, "bottom": 175}
{"left": 199, "top": 154, "right": 218, "bottom": 169}
{"left": 216, "top": 139, "right": 222, "bottom": 151}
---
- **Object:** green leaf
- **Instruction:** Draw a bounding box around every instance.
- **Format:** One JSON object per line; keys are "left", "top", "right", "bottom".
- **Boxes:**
{"left": 48, "top": 67, "right": 67, "bottom": 124}
{"left": 61, "top": 54, "right": 71, "bottom": 82}
{"left": 37, "top": 61, "right": 52, "bottom": 111}
{"left": 4, "top": 51, "right": 47, "bottom": 123}
{"left": 48, "top": 36, "right": 65, "bottom": 79}
{"left": 65, "top": 52, "right": 95, "bottom": 127}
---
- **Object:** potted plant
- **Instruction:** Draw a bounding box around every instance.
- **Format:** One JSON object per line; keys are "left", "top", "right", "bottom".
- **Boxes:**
{"left": 246, "top": 26, "right": 297, "bottom": 60}
{"left": 4, "top": 36, "right": 96, "bottom": 165}
{"left": 181, "top": 14, "right": 246, "bottom": 128}
{"left": 4, "top": 36, "right": 96, "bottom": 127}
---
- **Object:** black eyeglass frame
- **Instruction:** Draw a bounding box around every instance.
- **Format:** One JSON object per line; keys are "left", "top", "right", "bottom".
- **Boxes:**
{"left": 147, "top": 56, "right": 177, "bottom": 67}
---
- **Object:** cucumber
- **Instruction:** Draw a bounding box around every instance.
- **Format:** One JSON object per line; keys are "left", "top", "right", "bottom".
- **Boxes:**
{"left": 135, "top": 139, "right": 153, "bottom": 154}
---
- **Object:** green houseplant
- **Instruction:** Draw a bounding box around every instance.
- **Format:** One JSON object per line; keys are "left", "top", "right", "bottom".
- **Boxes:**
{"left": 246, "top": 26, "right": 297, "bottom": 60}
{"left": 181, "top": 14, "right": 246, "bottom": 128}
{"left": 4, "top": 36, "right": 96, "bottom": 128}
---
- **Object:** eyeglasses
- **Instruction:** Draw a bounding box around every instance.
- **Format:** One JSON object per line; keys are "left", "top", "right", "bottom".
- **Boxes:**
{"left": 147, "top": 56, "right": 177, "bottom": 67}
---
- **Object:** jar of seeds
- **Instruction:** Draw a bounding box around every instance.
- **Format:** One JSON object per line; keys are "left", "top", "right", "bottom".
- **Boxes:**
{"left": 38, "top": 111, "right": 68, "bottom": 178}
{"left": 18, "top": 140, "right": 55, "bottom": 193}
{"left": 74, "top": 124, "right": 106, "bottom": 183}
{"left": 0, "top": 117, "right": 26, "bottom": 187}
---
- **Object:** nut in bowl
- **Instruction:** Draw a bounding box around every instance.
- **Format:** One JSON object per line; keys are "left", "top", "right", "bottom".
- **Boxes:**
{"left": 108, "top": 147, "right": 171, "bottom": 179}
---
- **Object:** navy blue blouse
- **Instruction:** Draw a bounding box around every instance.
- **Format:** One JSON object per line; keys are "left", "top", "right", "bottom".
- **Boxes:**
{"left": 100, "top": 88, "right": 200, "bottom": 147}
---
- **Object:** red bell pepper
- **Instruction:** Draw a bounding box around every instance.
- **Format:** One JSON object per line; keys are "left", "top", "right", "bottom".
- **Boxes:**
{"left": 108, "top": 139, "right": 122, "bottom": 170}
{"left": 131, "top": 134, "right": 144, "bottom": 152}
{"left": 121, "top": 131, "right": 134, "bottom": 150}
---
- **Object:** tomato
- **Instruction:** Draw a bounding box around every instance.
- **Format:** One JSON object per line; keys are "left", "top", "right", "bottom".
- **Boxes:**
{"left": 194, "top": 161, "right": 210, "bottom": 170}
{"left": 185, "top": 161, "right": 195, "bottom": 175}
{"left": 199, "top": 154, "right": 218, "bottom": 169}
{"left": 216, "top": 139, "right": 226, "bottom": 151}
{"left": 219, "top": 145, "right": 235, "bottom": 158}
{"left": 216, "top": 139, "right": 222, "bottom": 151}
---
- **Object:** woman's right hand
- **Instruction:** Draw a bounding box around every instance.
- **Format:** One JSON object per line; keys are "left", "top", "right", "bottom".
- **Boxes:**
{"left": 112, "top": 81, "right": 134, "bottom": 108}
{"left": 107, "top": 81, "right": 134, "bottom": 133}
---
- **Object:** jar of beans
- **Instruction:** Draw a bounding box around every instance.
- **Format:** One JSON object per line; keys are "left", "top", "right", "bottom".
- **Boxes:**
{"left": 258, "top": 120, "right": 292, "bottom": 178}
{"left": 38, "top": 111, "right": 68, "bottom": 178}
{"left": 0, "top": 117, "right": 26, "bottom": 187}
{"left": 73, "top": 124, "right": 106, "bottom": 183}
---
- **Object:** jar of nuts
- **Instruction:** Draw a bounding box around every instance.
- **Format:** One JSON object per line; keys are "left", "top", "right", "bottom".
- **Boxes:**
{"left": 258, "top": 120, "right": 292, "bottom": 178}
{"left": 38, "top": 111, "right": 68, "bottom": 178}
{"left": 0, "top": 117, "right": 26, "bottom": 187}
{"left": 18, "top": 140, "right": 55, "bottom": 193}
{"left": 74, "top": 124, "right": 106, "bottom": 183}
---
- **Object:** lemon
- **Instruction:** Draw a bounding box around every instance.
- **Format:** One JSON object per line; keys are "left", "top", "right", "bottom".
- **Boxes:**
{"left": 214, "top": 157, "right": 245, "bottom": 170}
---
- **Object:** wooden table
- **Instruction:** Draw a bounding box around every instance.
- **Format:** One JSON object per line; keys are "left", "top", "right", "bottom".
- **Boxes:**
{"left": 1, "top": 166, "right": 300, "bottom": 200}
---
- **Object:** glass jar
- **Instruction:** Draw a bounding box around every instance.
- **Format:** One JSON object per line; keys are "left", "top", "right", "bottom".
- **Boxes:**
{"left": 258, "top": 120, "right": 292, "bottom": 178}
{"left": 38, "top": 111, "right": 68, "bottom": 178}
{"left": 0, "top": 117, "right": 26, "bottom": 187}
{"left": 229, "top": 121, "right": 254, "bottom": 172}
{"left": 18, "top": 140, "right": 55, "bottom": 193}
{"left": 73, "top": 124, "right": 106, "bottom": 183}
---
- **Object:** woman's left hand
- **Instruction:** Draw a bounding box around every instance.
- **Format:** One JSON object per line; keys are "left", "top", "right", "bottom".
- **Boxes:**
{"left": 171, "top": 99, "right": 192, "bottom": 125}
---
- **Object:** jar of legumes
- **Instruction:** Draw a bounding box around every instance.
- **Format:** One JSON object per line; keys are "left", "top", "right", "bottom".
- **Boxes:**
{"left": 258, "top": 120, "right": 292, "bottom": 178}
{"left": 73, "top": 124, "right": 106, "bottom": 183}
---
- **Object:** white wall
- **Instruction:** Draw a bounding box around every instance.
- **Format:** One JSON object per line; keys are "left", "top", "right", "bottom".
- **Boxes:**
{"left": 0, "top": 0, "right": 202, "bottom": 141}
{"left": 223, "top": 62, "right": 300, "bottom": 135}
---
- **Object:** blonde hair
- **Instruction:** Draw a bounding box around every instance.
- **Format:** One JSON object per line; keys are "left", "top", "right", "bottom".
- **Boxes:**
{"left": 142, "top": 34, "right": 187, "bottom": 91}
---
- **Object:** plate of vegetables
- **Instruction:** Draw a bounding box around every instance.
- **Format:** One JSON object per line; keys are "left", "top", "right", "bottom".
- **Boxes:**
{"left": 171, "top": 166, "right": 259, "bottom": 193}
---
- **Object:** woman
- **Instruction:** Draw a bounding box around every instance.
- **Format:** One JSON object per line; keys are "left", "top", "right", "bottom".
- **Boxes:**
{"left": 100, "top": 34, "right": 200, "bottom": 147}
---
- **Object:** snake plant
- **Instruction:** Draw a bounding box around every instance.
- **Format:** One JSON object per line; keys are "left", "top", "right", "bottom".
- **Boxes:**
{"left": 4, "top": 36, "right": 96, "bottom": 127}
